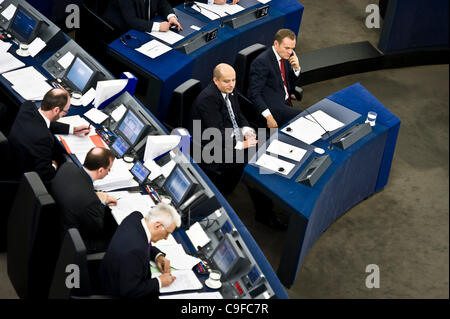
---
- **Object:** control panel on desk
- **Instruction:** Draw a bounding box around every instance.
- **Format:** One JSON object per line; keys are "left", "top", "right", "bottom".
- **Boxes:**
{"left": 191, "top": 208, "right": 275, "bottom": 299}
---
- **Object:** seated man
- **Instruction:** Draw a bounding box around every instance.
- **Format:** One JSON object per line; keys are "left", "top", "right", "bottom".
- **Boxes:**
{"left": 104, "top": 0, "right": 182, "bottom": 33}
{"left": 191, "top": 63, "right": 286, "bottom": 230}
{"left": 8, "top": 88, "right": 90, "bottom": 182}
{"left": 99, "top": 203, "right": 180, "bottom": 298}
{"left": 51, "top": 147, "right": 118, "bottom": 253}
{"left": 248, "top": 29, "right": 302, "bottom": 129}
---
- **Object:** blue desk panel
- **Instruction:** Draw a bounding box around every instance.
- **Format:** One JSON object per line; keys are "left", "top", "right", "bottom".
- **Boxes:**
{"left": 243, "top": 84, "right": 400, "bottom": 287}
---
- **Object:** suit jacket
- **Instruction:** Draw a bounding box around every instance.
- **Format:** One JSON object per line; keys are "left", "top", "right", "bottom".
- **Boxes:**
{"left": 51, "top": 162, "right": 116, "bottom": 253}
{"left": 104, "top": 0, "right": 175, "bottom": 33}
{"left": 247, "top": 48, "right": 300, "bottom": 123}
{"left": 8, "top": 101, "right": 69, "bottom": 181}
{"left": 99, "top": 211, "right": 163, "bottom": 298}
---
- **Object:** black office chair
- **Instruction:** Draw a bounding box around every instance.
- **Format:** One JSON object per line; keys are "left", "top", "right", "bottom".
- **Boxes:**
{"left": 49, "top": 228, "right": 112, "bottom": 299}
{"left": 7, "top": 172, "right": 61, "bottom": 299}
{"left": 76, "top": 0, "right": 118, "bottom": 62}
{"left": 165, "top": 79, "right": 202, "bottom": 131}
{"left": 0, "top": 131, "right": 20, "bottom": 252}
{"left": 235, "top": 43, "right": 267, "bottom": 95}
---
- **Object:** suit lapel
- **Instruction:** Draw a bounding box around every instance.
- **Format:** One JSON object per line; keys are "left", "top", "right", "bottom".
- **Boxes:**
{"left": 268, "top": 49, "right": 285, "bottom": 92}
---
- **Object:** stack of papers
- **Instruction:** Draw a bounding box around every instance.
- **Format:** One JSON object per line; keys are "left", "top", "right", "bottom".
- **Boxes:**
{"left": 0, "top": 51, "right": 25, "bottom": 74}
{"left": 136, "top": 40, "right": 172, "bottom": 59}
{"left": 152, "top": 269, "right": 203, "bottom": 293}
{"left": 107, "top": 191, "right": 155, "bottom": 224}
{"left": 2, "top": 66, "right": 51, "bottom": 100}
{"left": 93, "top": 158, "right": 138, "bottom": 192}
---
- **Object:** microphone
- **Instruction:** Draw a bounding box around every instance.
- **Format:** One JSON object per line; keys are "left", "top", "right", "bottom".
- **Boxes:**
{"left": 185, "top": 1, "right": 225, "bottom": 28}
{"left": 303, "top": 108, "right": 333, "bottom": 150}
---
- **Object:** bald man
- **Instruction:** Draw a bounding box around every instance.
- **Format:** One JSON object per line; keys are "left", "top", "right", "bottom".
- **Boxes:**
{"left": 8, "top": 88, "right": 90, "bottom": 181}
{"left": 51, "top": 147, "right": 118, "bottom": 253}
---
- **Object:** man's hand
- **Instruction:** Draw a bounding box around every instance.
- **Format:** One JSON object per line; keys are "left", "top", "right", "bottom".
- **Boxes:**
{"left": 156, "top": 255, "right": 171, "bottom": 274}
{"left": 96, "top": 192, "right": 117, "bottom": 206}
{"left": 288, "top": 51, "right": 300, "bottom": 72}
{"left": 215, "top": 0, "right": 239, "bottom": 4}
{"left": 159, "top": 273, "right": 176, "bottom": 287}
{"left": 243, "top": 137, "right": 258, "bottom": 149}
{"left": 266, "top": 115, "right": 278, "bottom": 128}
{"left": 52, "top": 160, "right": 58, "bottom": 170}
{"left": 168, "top": 16, "right": 182, "bottom": 31}
{"left": 73, "top": 125, "right": 90, "bottom": 136}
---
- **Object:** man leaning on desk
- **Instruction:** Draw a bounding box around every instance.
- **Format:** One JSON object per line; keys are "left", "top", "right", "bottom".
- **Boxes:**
{"left": 99, "top": 203, "right": 180, "bottom": 298}
{"left": 51, "top": 147, "right": 118, "bottom": 253}
{"left": 8, "top": 88, "right": 90, "bottom": 182}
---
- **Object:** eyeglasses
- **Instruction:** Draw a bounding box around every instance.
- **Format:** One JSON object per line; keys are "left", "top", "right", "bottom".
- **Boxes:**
{"left": 161, "top": 224, "right": 173, "bottom": 237}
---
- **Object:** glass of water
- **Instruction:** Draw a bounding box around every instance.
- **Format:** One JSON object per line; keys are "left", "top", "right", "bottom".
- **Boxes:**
{"left": 365, "top": 111, "right": 377, "bottom": 126}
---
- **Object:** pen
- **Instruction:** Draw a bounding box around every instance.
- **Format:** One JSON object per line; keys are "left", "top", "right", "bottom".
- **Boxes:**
{"left": 74, "top": 124, "right": 91, "bottom": 134}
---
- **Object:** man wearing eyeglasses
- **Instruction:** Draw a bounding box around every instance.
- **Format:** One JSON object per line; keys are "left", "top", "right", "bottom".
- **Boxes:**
{"left": 8, "top": 88, "right": 90, "bottom": 182}
{"left": 99, "top": 203, "right": 181, "bottom": 298}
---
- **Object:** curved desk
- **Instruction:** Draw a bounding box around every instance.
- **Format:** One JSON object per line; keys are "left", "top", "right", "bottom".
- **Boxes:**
{"left": 107, "top": 0, "right": 304, "bottom": 121}
{"left": 243, "top": 83, "right": 401, "bottom": 287}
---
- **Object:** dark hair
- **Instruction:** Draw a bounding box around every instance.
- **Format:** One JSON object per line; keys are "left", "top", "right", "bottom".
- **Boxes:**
{"left": 83, "top": 147, "right": 115, "bottom": 170}
{"left": 40, "top": 89, "right": 70, "bottom": 111}
{"left": 274, "top": 29, "right": 296, "bottom": 43}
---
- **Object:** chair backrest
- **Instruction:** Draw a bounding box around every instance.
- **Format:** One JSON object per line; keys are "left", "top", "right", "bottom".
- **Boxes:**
{"left": 165, "top": 79, "right": 202, "bottom": 131}
{"left": 7, "top": 172, "right": 61, "bottom": 299}
{"left": 0, "top": 131, "right": 10, "bottom": 175}
{"left": 234, "top": 43, "right": 267, "bottom": 94}
{"left": 48, "top": 228, "right": 93, "bottom": 299}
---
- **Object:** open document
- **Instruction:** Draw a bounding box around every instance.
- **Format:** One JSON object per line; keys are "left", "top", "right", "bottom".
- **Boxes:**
{"left": 304, "top": 110, "right": 345, "bottom": 133}
{"left": 107, "top": 191, "right": 155, "bottom": 225}
{"left": 94, "top": 159, "right": 138, "bottom": 192}
{"left": 152, "top": 269, "right": 203, "bottom": 294}
{"left": 160, "top": 291, "right": 222, "bottom": 299}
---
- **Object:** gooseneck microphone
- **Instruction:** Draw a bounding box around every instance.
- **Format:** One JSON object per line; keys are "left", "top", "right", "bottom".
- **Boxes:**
{"left": 303, "top": 108, "right": 333, "bottom": 150}
{"left": 184, "top": 1, "right": 225, "bottom": 27}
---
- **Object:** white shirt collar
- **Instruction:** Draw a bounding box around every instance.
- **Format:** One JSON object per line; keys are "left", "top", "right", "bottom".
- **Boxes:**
{"left": 141, "top": 217, "right": 152, "bottom": 244}
{"left": 272, "top": 46, "right": 283, "bottom": 65}
{"left": 38, "top": 108, "right": 51, "bottom": 129}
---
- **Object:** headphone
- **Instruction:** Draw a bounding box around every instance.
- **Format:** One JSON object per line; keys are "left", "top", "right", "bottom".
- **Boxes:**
{"left": 120, "top": 34, "right": 143, "bottom": 48}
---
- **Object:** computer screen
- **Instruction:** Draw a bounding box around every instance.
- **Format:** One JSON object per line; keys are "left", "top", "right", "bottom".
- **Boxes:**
{"left": 110, "top": 136, "right": 129, "bottom": 158}
{"left": 64, "top": 56, "right": 96, "bottom": 93}
{"left": 211, "top": 236, "right": 239, "bottom": 276}
{"left": 130, "top": 161, "right": 150, "bottom": 184}
{"left": 8, "top": 5, "right": 41, "bottom": 44}
{"left": 117, "top": 109, "right": 146, "bottom": 146}
{"left": 163, "top": 166, "right": 195, "bottom": 206}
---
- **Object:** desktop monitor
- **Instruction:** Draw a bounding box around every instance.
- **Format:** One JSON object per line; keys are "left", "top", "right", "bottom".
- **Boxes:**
{"left": 210, "top": 233, "right": 248, "bottom": 279}
{"left": 8, "top": 5, "right": 42, "bottom": 44}
{"left": 116, "top": 109, "right": 147, "bottom": 147}
{"left": 130, "top": 160, "right": 150, "bottom": 184}
{"left": 62, "top": 54, "right": 98, "bottom": 93}
{"left": 162, "top": 165, "right": 197, "bottom": 207}
{"left": 110, "top": 136, "right": 130, "bottom": 158}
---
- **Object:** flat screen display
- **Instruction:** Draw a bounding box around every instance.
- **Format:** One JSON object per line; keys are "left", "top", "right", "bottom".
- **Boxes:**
{"left": 9, "top": 6, "right": 39, "bottom": 44}
{"left": 65, "top": 57, "right": 95, "bottom": 92}
{"left": 111, "top": 136, "right": 129, "bottom": 158}
{"left": 117, "top": 110, "right": 145, "bottom": 145}
{"left": 130, "top": 161, "right": 150, "bottom": 184}
{"left": 164, "top": 166, "right": 192, "bottom": 205}
{"left": 211, "top": 237, "right": 238, "bottom": 275}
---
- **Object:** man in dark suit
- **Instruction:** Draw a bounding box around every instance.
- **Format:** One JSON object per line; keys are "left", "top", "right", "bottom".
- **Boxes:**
{"left": 51, "top": 147, "right": 118, "bottom": 253}
{"left": 8, "top": 88, "right": 90, "bottom": 182}
{"left": 104, "top": 0, "right": 182, "bottom": 34}
{"left": 191, "top": 64, "right": 286, "bottom": 230}
{"left": 191, "top": 63, "right": 258, "bottom": 192}
{"left": 99, "top": 203, "right": 180, "bottom": 298}
{"left": 248, "top": 29, "right": 302, "bottom": 129}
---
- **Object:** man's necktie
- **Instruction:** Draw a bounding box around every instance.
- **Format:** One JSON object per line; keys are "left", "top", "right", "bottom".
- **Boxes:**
{"left": 280, "top": 59, "right": 293, "bottom": 106}
{"left": 146, "top": 0, "right": 151, "bottom": 20}
{"left": 225, "top": 94, "right": 243, "bottom": 142}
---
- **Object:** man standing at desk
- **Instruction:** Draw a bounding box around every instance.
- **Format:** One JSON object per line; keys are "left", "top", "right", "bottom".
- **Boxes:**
{"left": 248, "top": 29, "right": 302, "bottom": 129}
{"left": 51, "top": 147, "right": 118, "bottom": 253}
{"left": 8, "top": 88, "right": 90, "bottom": 182}
{"left": 99, "top": 203, "right": 180, "bottom": 298}
{"left": 104, "top": 0, "right": 183, "bottom": 33}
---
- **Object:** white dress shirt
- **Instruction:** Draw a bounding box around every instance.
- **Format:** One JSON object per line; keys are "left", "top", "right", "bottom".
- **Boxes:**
{"left": 148, "top": 0, "right": 177, "bottom": 32}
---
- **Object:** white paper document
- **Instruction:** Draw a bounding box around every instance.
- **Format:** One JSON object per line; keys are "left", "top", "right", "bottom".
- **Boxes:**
{"left": 153, "top": 269, "right": 203, "bottom": 293}
{"left": 0, "top": 40, "right": 12, "bottom": 53}
{"left": 111, "top": 104, "right": 127, "bottom": 122}
{"left": 28, "top": 37, "right": 47, "bottom": 57}
{"left": 281, "top": 116, "right": 324, "bottom": 144}
{"left": 81, "top": 88, "right": 96, "bottom": 106}
{"left": 57, "top": 115, "right": 91, "bottom": 128}
{"left": 0, "top": 52, "right": 25, "bottom": 74}
{"left": 55, "top": 134, "right": 96, "bottom": 155}
{"left": 185, "top": 222, "right": 211, "bottom": 250}
{"left": 149, "top": 30, "right": 184, "bottom": 45}
{"left": 144, "top": 135, "right": 181, "bottom": 162}
{"left": 57, "top": 51, "right": 75, "bottom": 69}
{"left": 154, "top": 243, "right": 201, "bottom": 270}
{"left": 3, "top": 66, "right": 51, "bottom": 100}
{"left": 136, "top": 40, "right": 172, "bottom": 59}
{"left": 255, "top": 153, "right": 295, "bottom": 176}
{"left": 94, "top": 159, "right": 138, "bottom": 192}
{"left": 1, "top": 3, "right": 16, "bottom": 20}
{"left": 108, "top": 191, "right": 154, "bottom": 225}
{"left": 266, "top": 139, "right": 307, "bottom": 162}
{"left": 160, "top": 292, "right": 223, "bottom": 299}
{"left": 304, "top": 110, "right": 345, "bottom": 133}
{"left": 83, "top": 107, "right": 109, "bottom": 124}
{"left": 257, "top": 0, "right": 272, "bottom": 4}
{"left": 193, "top": 2, "right": 244, "bottom": 19}
{"left": 93, "top": 79, "right": 128, "bottom": 108}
